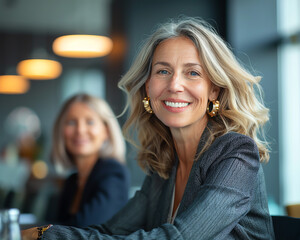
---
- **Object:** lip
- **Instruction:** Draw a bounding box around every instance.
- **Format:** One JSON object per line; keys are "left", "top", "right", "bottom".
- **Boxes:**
{"left": 162, "top": 98, "right": 191, "bottom": 113}
{"left": 164, "top": 98, "right": 190, "bottom": 103}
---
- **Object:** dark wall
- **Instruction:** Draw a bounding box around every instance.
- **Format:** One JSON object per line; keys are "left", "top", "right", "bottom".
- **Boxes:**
{"left": 123, "top": 0, "right": 227, "bottom": 68}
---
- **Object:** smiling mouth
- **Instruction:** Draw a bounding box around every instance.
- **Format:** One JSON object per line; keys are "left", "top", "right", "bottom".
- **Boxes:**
{"left": 164, "top": 101, "right": 190, "bottom": 108}
{"left": 73, "top": 139, "right": 89, "bottom": 144}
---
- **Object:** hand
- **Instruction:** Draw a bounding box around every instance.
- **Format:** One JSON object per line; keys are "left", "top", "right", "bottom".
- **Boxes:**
{"left": 21, "top": 227, "right": 38, "bottom": 240}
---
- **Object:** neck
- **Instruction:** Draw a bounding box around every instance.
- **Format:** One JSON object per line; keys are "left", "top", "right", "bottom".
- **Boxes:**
{"left": 171, "top": 121, "right": 207, "bottom": 165}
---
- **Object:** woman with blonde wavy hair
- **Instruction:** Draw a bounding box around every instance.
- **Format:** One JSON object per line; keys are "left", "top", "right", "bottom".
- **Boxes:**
{"left": 23, "top": 17, "right": 274, "bottom": 239}
{"left": 50, "top": 93, "right": 129, "bottom": 227}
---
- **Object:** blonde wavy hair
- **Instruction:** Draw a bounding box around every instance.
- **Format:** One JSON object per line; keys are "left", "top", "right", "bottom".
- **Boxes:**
{"left": 118, "top": 17, "right": 270, "bottom": 179}
{"left": 52, "top": 93, "right": 126, "bottom": 175}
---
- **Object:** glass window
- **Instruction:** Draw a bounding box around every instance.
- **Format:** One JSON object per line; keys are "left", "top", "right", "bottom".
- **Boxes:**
{"left": 278, "top": 0, "right": 300, "bottom": 206}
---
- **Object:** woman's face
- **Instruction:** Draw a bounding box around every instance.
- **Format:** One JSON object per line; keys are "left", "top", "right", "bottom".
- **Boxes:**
{"left": 63, "top": 102, "right": 108, "bottom": 160}
{"left": 146, "top": 36, "right": 219, "bottom": 130}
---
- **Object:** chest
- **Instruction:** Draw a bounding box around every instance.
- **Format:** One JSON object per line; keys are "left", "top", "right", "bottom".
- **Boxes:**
{"left": 172, "top": 173, "right": 189, "bottom": 216}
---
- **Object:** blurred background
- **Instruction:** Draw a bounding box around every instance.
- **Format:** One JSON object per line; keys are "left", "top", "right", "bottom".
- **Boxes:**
{"left": 0, "top": 0, "right": 299, "bottom": 224}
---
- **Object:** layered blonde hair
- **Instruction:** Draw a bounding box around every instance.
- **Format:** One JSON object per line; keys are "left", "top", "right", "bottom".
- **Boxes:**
{"left": 118, "top": 17, "right": 270, "bottom": 179}
{"left": 52, "top": 93, "right": 126, "bottom": 175}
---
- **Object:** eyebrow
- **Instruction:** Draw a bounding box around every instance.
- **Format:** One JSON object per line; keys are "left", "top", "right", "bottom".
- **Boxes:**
{"left": 153, "top": 61, "right": 171, "bottom": 67}
{"left": 153, "top": 61, "right": 202, "bottom": 68}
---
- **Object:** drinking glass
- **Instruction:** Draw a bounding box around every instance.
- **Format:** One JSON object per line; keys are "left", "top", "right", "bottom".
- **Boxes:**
{"left": 0, "top": 208, "right": 22, "bottom": 240}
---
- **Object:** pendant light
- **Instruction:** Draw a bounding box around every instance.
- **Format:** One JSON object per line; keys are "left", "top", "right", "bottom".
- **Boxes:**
{"left": 17, "top": 59, "right": 62, "bottom": 80}
{"left": 0, "top": 75, "right": 30, "bottom": 94}
{"left": 52, "top": 34, "right": 113, "bottom": 58}
{"left": 0, "top": 36, "right": 30, "bottom": 94}
{"left": 51, "top": 0, "right": 113, "bottom": 58}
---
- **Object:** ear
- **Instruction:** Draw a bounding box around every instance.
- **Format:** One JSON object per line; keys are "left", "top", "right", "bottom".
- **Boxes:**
{"left": 209, "top": 84, "right": 220, "bottom": 101}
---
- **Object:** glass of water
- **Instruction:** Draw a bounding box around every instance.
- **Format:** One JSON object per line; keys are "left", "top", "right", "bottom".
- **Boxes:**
{"left": 0, "top": 208, "right": 22, "bottom": 240}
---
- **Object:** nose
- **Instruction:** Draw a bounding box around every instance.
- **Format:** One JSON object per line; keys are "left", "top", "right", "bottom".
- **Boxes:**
{"left": 168, "top": 72, "right": 184, "bottom": 93}
{"left": 75, "top": 121, "right": 87, "bottom": 135}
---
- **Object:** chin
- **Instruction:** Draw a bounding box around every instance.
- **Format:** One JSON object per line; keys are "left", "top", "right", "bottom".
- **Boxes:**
{"left": 71, "top": 149, "right": 92, "bottom": 156}
{"left": 161, "top": 120, "right": 187, "bottom": 129}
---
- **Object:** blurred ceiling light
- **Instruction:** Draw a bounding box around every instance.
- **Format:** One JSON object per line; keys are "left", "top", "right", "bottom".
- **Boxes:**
{"left": 32, "top": 160, "right": 48, "bottom": 179}
{"left": 17, "top": 59, "right": 62, "bottom": 80}
{"left": 52, "top": 34, "right": 113, "bottom": 58}
{"left": 0, "top": 75, "right": 30, "bottom": 94}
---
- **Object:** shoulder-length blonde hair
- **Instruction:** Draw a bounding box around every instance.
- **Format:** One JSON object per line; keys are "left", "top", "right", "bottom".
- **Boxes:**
{"left": 52, "top": 93, "right": 126, "bottom": 175}
{"left": 118, "top": 16, "right": 270, "bottom": 179}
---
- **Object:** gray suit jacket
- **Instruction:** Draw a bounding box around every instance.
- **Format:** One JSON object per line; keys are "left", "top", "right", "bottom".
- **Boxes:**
{"left": 43, "top": 131, "right": 275, "bottom": 239}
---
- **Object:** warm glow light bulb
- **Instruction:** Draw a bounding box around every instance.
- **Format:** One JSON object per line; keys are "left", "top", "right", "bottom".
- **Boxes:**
{"left": 0, "top": 75, "right": 30, "bottom": 94}
{"left": 17, "top": 59, "right": 62, "bottom": 80}
{"left": 52, "top": 34, "right": 113, "bottom": 58}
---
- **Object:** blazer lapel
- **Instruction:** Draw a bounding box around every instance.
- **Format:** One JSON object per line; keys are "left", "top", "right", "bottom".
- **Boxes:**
{"left": 152, "top": 125, "right": 210, "bottom": 224}
{"left": 153, "top": 158, "right": 178, "bottom": 226}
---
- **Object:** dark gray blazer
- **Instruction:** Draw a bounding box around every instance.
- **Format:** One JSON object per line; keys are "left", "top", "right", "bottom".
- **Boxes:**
{"left": 43, "top": 131, "right": 275, "bottom": 239}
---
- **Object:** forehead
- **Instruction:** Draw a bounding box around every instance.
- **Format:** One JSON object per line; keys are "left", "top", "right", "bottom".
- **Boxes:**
{"left": 153, "top": 36, "right": 200, "bottom": 62}
{"left": 66, "top": 102, "right": 97, "bottom": 116}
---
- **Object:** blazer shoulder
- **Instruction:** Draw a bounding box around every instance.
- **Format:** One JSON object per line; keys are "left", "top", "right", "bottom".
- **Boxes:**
{"left": 213, "top": 132, "right": 258, "bottom": 153}
{"left": 96, "top": 158, "right": 126, "bottom": 171}
{"left": 200, "top": 132, "right": 260, "bottom": 171}
{"left": 90, "top": 158, "right": 129, "bottom": 181}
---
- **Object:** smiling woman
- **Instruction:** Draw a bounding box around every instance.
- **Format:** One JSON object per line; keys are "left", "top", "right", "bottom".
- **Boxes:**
{"left": 146, "top": 37, "right": 220, "bottom": 130}
{"left": 63, "top": 102, "right": 109, "bottom": 160}
{"left": 22, "top": 16, "right": 274, "bottom": 240}
{"left": 50, "top": 93, "right": 129, "bottom": 227}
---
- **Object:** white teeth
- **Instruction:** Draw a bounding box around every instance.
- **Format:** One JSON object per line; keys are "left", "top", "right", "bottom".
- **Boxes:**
{"left": 164, "top": 101, "right": 189, "bottom": 108}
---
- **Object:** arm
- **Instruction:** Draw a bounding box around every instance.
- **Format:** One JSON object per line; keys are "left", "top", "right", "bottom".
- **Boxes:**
{"left": 36, "top": 175, "right": 151, "bottom": 239}
{"left": 22, "top": 175, "right": 150, "bottom": 240}
{"left": 72, "top": 161, "right": 129, "bottom": 227}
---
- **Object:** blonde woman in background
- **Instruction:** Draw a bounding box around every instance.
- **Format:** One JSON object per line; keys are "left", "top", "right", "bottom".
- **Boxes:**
{"left": 51, "top": 93, "right": 129, "bottom": 227}
{"left": 23, "top": 16, "right": 274, "bottom": 239}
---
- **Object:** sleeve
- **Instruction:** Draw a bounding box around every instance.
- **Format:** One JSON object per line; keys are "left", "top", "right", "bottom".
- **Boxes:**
{"left": 71, "top": 161, "right": 130, "bottom": 227}
{"left": 42, "top": 175, "right": 153, "bottom": 239}
{"left": 42, "top": 134, "right": 260, "bottom": 240}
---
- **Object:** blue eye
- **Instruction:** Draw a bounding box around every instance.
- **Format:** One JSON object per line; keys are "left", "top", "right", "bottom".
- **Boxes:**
{"left": 87, "top": 119, "right": 95, "bottom": 125}
{"left": 190, "top": 71, "right": 200, "bottom": 76}
{"left": 158, "top": 70, "right": 169, "bottom": 75}
{"left": 66, "top": 120, "right": 76, "bottom": 126}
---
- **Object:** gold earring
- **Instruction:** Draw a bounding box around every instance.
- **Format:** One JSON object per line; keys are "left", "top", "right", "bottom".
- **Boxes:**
{"left": 207, "top": 99, "right": 220, "bottom": 117}
{"left": 142, "top": 97, "right": 153, "bottom": 114}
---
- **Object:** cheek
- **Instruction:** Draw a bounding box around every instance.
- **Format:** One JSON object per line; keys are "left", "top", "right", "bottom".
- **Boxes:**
{"left": 63, "top": 129, "right": 73, "bottom": 151}
{"left": 63, "top": 127, "right": 72, "bottom": 140}
{"left": 92, "top": 125, "right": 108, "bottom": 141}
{"left": 147, "top": 78, "right": 164, "bottom": 98}
{"left": 192, "top": 84, "right": 210, "bottom": 101}
{"left": 92, "top": 128, "right": 103, "bottom": 139}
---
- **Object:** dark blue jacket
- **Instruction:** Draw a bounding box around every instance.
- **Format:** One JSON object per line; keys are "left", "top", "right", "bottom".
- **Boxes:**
{"left": 57, "top": 158, "right": 129, "bottom": 227}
